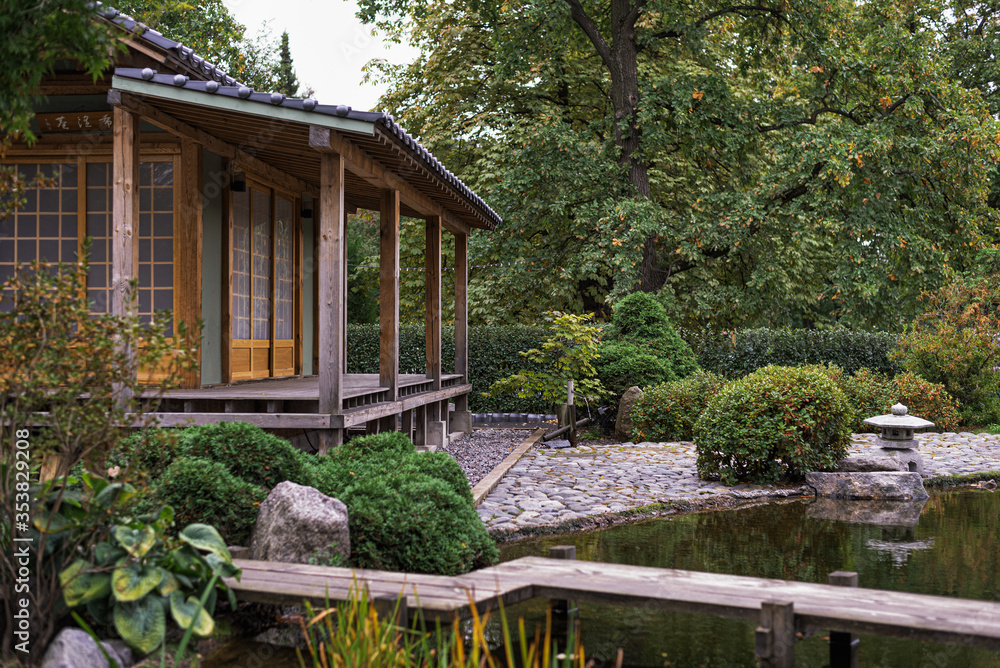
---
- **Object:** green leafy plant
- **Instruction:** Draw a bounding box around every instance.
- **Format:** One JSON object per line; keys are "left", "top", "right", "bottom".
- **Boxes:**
{"left": 0, "top": 257, "right": 198, "bottom": 662}
{"left": 631, "top": 370, "right": 724, "bottom": 442}
{"left": 483, "top": 311, "right": 606, "bottom": 407}
{"left": 895, "top": 274, "right": 1000, "bottom": 426}
{"left": 891, "top": 372, "right": 962, "bottom": 433}
{"left": 694, "top": 365, "right": 852, "bottom": 485}
{"left": 34, "top": 471, "right": 239, "bottom": 656}
{"left": 595, "top": 293, "right": 699, "bottom": 405}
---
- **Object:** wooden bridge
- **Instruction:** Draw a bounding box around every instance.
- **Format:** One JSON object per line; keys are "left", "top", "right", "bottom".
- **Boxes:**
{"left": 227, "top": 551, "right": 1000, "bottom": 668}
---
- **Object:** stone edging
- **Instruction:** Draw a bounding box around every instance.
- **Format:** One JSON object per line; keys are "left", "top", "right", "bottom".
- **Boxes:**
{"left": 471, "top": 427, "right": 546, "bottom": 505}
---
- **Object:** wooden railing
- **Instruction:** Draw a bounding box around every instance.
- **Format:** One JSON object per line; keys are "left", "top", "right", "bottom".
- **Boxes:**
{"left": 227, "top": 550, "right": 1000, "bottom": 668}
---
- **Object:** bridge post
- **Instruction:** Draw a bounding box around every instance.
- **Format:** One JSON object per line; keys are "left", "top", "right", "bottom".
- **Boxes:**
{"left": 548, "top": 545, "right": 578, "bottom": 645}
{"left": 756, "top": 600, "right": 795, "bottom": 668}
{"left": 828, "top": 571, "right": 860, "bottom": 668}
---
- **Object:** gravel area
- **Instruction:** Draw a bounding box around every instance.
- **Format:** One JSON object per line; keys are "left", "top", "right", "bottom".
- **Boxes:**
{"left": 442, "top": 428, "right": 534, "bottom": 486}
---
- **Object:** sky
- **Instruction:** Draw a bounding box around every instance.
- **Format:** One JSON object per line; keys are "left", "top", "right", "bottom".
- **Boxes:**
{"left": 222, "top": 0, "right": 419, "bottom": 112}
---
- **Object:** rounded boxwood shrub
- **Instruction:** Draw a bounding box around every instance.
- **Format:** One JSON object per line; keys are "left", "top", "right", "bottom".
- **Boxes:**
{"left": 595, "top": 293, "right": 699, "bottom": 404}
{"left": 312, "top": 432, "right": 497, "bottom": 575}
{"left": 694, "top": 365, "right": 852, "bottom": 485}
{"left": 154, "top": 457, "right": 267, "bottom": 546}
{"left": 336, "top": 473, "right": 497, "bottom": 574}
{"left": 631, "top": 370, "right": 724, "bottom": 442}
{"left": 176, "top": 422, "right": 316, "bottom": 490}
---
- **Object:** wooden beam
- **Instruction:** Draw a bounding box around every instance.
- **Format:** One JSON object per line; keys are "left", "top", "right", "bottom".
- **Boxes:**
{"left": 176, "top": 140, "right": 203, "bottom": 389}
{"left": 317, "top": 151, "right": 346, "bottom": 453}
{"left": 454, "top": 230, "right": 469, "bottom": 412}
{"left": 112, "top": 106, "right": 140, "bottom": 396}
{"left": 109, "top": 90, "right": 318, "bottom": 198}
{"left": 379, "top": 189, "right": 400, "bottom": 400}
{"left": 308, "top": 126, "right": 476, "bottom": 235}
{"left": 425, "top": 215, "right": 442, "bottom": 392}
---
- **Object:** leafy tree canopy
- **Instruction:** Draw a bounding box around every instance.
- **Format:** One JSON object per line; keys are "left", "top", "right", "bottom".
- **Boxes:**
{"left": 358, "top": 0, "right": 1000, "bottom": 330}
{"left": 115, "top": 0, "right": 285, "bottom": 91}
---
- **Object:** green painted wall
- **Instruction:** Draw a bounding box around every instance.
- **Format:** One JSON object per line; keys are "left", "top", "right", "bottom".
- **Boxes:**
{"left": 200, "top": 150, "right": 225, "bottom": 385}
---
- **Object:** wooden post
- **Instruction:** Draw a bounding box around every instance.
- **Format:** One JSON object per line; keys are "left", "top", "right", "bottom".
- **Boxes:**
{"left": 756, "top": 601, "right": 795, "bottom": 668}
{"left": 829, "top": 571, "right": 860, "bottom": 668}
{"left": 452, "top": 230, "right": 472, "bottom": 433}
{"left": 424, "top": 215, "right": 444, "bottom": 448}
{"left": 176, "top": 140, "right": 203, "bottom": 389}
{"left": 425, "top": 215, "right": 442, "bottom": 391}
{"left": 111, "top": 106, "right": 140, "bottom": 403}
{"left": 548, "top": 545, "right": 577, "bottom": 648}
{"left": 317, "top": 152, "right": 346, "bottom": 453}
{"left": 567, "top": 380, "right": 577, "bottom": 447}
{"left": 379, "top": 189, "right": 400, "bottom": 401}
{"left": 401, "top": 409, "right": 413, "bottom": 441}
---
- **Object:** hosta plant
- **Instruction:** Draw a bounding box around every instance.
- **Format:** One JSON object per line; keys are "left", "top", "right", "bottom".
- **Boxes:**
{"left": 43, "top": 471, "right": 239, "bottom": 655}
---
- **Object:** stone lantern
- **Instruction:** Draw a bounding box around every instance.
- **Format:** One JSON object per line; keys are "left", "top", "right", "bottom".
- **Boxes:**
{"left": 862, "top": 403, "right": 934, "bottom": 474}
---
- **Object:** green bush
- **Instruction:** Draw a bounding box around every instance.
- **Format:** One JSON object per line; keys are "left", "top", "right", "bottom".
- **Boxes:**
{"left": 313, "top": 432, "right": 496, "bottom": 574}
{"left": 631, "top": 370, "right": 724, "bottom": 442}
{"left": 694, "top": 365, "right": 852, "bottom": 485}
{"left": 838, "top": 368, "right": 896, "bottom": 433}
{"left": 176, "top": 422, "right": 316, "bottom": 490}
{"left": 891, "top": 372, "right": 961, "bottom": 433}
{"left": 894, "top": 277, "right": 1000, "bottom": 426}
{"left": 595, "top": 293, "right": 699, "bottom": 404}
{"left": 683, "top": 328, "right": 902, "bottom": 379}
{"left": 154, "top": 458, "right": 267, "bottom": 546}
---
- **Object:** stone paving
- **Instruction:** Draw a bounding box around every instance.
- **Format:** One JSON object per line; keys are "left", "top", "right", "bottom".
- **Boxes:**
{"left": 476, "top": 431, "right": 1000, "bottom": 531}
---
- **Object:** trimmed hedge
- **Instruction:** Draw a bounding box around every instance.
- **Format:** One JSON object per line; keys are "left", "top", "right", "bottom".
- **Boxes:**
{"left": 682, "top": 328, "right": 902, "bottom": 379}
{"left": 345, "top": 324, "right": 902, "bottom": 412}
{"left": 347, "top": 323, "right": 551, "bottom": 412}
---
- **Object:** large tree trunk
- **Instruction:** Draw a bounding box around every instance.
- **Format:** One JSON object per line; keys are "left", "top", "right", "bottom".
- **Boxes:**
{"left": 566, "top": 0, "right": 663, "bottom": 292}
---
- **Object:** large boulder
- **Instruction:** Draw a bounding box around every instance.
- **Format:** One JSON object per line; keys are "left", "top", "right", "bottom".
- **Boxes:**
{"left": 250, "top": 481, "right": 350, "bottom": 565}
{"left": 41, "top": 628, "right": 132, "bottom": 668}
{"left": 615, "top": 386, "right": 644, "bottom": 442}
{"left": 805, "top": 472, "right": 929, "bottom": 501}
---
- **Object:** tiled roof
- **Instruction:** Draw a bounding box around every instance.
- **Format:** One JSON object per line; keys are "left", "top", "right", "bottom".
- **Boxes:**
{"left": 102, "top": 5, "right": 502, "bottom": 229}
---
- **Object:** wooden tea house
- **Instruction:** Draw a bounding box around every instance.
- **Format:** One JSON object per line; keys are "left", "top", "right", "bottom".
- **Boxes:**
{"left": 0, "top": 8, "right": 501, "bottom": 451}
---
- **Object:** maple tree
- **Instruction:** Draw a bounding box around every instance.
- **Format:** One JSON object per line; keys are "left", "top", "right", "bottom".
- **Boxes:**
{"left": 358, "top": 0, "right": 1000, "bottom": 329}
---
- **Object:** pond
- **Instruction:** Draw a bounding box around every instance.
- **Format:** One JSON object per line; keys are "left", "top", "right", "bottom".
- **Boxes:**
{"left": 497, "top": 490, "right": 1000, "bottom": 668}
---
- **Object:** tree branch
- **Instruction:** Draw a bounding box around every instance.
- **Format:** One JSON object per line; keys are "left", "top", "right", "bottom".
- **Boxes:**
{"left": 652, "top": 4, "right": 789, "bottom": 40}
{"left": 757, "top": 106, "right": 863, "bottom": 133}
{"left": 563, "top": 0, "right": 615, "bottom": 72}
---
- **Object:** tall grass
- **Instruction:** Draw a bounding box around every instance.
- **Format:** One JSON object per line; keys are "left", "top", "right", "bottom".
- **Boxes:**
{"left": 296, "top": 584, "right": 594, "bottom": 668}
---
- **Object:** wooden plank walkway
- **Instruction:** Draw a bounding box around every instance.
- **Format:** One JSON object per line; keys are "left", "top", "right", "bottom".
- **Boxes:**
{"left": 228, "top": 556, "right": 1000, "bottom": 654}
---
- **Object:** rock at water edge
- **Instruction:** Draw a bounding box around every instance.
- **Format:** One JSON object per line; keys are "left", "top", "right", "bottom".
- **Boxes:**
{"left": 41, "top": 628, "right": 133, "bottom": 668}
{"left": 615, "top": 386, "right": 644, "bottom": 442}
{"left": 806, "top": 472, "right": 929, "bottom": 501}
{"left": 250, "top": 481, "right": 350, "bottom": 565}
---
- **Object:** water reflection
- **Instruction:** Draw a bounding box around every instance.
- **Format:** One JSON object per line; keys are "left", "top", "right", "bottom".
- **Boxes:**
{"left": 499, "top": 490, "right": 1000, "bottom": 667}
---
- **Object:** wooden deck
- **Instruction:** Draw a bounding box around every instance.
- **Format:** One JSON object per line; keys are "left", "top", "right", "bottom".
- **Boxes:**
{"left": 136, "top": 374, "right": 468, "bottom": 430}
{"left": 227, "top": 555, "right": 1000, "bottom": 664}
